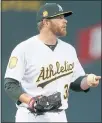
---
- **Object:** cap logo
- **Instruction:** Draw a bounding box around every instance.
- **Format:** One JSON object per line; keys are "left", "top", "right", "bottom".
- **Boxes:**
{"left": 43, "top": 11, "right": 48, "bottom": 17}
{"left": 57, "top": 4, "right": 63, "bottom": 11}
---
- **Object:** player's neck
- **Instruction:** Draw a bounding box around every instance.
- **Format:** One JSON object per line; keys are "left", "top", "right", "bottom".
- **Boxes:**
{"left": 38, "top": 31, "right": 57, "bottom": 45}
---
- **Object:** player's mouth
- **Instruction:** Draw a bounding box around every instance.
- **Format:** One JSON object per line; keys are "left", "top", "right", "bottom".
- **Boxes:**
{"left": 62, "top": 26, "right": 67, "bottom": 31}
{"left": 62, "top": 25, "right": 67, "bottom": 29}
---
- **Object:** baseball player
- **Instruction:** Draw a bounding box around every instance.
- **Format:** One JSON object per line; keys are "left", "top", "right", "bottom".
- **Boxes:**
{"left": 4, "top": 3, "right": 101, "bottom": 122}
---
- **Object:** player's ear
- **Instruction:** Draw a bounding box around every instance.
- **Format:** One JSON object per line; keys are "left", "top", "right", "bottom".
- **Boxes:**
{"left": 42, "top": 19, "right": 49, "bottom": 27}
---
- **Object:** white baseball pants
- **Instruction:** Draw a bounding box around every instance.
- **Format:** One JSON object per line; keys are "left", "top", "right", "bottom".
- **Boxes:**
{"left": 15, "top": 107, "right": 68, "bottom": 122}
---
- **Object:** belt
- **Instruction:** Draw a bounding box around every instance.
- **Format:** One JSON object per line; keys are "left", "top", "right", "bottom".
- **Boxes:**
{"left": 48, "top": 109, "right": 64, "bottom": 112}
{"left": 31, "top": 109, "right": 64, "bottom": 116}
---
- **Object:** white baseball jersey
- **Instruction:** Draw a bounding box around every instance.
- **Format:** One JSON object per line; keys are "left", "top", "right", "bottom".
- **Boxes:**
{"left": 5, "top": 35, "right": 85, "bottom": 109}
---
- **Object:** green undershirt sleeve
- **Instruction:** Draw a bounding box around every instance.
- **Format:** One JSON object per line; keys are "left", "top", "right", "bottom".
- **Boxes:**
{"left": 4, "top": 78, "right": 25, "bottom": 104}
{"left": 70, "top": 76, "right": 90, "bottom": 92}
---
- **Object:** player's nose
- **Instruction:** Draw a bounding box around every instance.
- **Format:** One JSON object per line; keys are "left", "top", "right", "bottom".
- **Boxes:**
{"left": 64, "top": 18, "right": 67, "bottom": 24}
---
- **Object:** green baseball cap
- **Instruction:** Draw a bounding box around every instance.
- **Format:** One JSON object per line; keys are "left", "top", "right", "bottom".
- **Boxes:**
{"left": 36, "top": 3, "right": 73, "bottom": 22}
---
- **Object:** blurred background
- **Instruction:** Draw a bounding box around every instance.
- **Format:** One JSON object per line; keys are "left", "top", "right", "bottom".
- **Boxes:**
{"left": 1, "top": 0, "right": 101, "bottom": 122}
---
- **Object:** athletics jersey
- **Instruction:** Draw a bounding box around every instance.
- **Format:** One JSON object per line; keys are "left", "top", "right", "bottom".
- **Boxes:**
{"left": 5, "top": 35, "right": 85, "bottom": 109}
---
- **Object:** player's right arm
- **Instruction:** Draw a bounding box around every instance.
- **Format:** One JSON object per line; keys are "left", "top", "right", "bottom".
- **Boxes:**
{"left": 4, "top": 78, "right": 32, "bottom": 104}
{"left": 4, "top": 44, "right": 32, "bottom": 105}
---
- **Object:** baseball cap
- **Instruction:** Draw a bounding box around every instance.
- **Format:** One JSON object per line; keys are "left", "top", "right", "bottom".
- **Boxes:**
{"left": 36, "top": 3, "right": 73, "bottom": 22}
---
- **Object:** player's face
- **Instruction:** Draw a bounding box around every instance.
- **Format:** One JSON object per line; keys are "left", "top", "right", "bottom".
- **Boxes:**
{"left": 48, "top": 15, "right": 67, "bottom": 37}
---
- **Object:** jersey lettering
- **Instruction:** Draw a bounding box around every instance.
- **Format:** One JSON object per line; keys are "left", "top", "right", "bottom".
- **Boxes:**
{"left": 36, "top": 61, "right": 74, "bottom": 88}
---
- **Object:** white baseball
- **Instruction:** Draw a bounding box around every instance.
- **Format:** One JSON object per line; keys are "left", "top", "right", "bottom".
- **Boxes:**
{"left": 87, "top": 74, "right": 97, "bottom": 86}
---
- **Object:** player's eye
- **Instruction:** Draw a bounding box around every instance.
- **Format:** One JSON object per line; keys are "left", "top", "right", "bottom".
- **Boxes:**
{"left": 57, "top": 15, "right": 64, "bottom": 19}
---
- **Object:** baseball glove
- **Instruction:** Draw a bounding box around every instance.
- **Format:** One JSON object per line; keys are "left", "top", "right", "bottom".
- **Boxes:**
{"left": 28, "top": 92, "right": 62, "bottom": 115}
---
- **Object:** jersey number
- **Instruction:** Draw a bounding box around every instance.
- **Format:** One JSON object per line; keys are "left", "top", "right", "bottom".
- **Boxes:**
{"left": 64, "top": 84, "right": 68, "bottom": 99}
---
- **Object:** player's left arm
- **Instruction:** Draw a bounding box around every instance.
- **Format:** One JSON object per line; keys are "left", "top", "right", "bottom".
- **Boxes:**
{"left": 69, "top": 47, "right": 101, "bottom": 92}
{"left": 70, "top": 74, "right": 101, "bottom": 92}
{"left": 80, "top": 74, "right": 101, "bottom": 89}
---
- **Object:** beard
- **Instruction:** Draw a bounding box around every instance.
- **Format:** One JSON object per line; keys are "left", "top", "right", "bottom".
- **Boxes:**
{"left": 49, "top": 21, "right": 67, "bottom": 37}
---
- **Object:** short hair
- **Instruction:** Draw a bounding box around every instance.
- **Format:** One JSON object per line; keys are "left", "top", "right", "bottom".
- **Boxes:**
{"left": 37, "top": 21, "right": 44, "bottom": 32}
